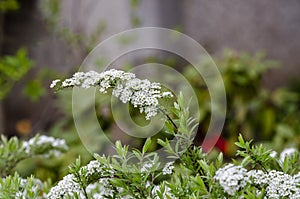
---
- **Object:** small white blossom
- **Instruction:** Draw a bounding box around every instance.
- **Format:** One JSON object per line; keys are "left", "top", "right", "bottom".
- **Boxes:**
{"left": 50, "top": 79, "right": 61, "bottom": 88}
{"left": 270, "top": 150, "right": 277, "bottom": 158}
{"left": 141, "top": 162, "right": 154, "bottom": 173}
{"left": 162, "top": 92, "right": 173, "bottom": 97}
{"left": 280, "top": 147, "right": 297, "bottom": 163}
{"left": 214, "top": 164, "right": 249, "bottom": 195}
{"left": 162, "top": 161, "right": 175, "bottom": 175}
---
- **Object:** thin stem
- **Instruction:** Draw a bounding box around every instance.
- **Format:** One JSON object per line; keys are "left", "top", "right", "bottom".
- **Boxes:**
{"left": 73, "top": 171, "right": 89, "bottom": 199}
{"left": 157, "top": 106, "right": 178, "bottom": 132}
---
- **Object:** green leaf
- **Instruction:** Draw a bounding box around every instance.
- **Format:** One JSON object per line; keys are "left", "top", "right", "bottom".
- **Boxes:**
{"left": 142, "top": 138, "right": 152, "bottom": 154}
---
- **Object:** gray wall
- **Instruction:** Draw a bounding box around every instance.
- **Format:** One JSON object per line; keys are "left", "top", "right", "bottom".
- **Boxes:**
{"left": 182, "top": 0, "right": 300, "bottom": 88}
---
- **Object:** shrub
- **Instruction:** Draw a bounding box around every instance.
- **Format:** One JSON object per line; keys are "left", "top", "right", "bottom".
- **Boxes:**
{"left": 2, "top": 69, "right": 299, "bottom": 198}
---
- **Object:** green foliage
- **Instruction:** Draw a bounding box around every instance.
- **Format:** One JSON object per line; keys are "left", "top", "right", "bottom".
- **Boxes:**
{"left": 157, "top": 92, "right": 197, "bottom": 160}
{"left": 0, "top": 135, "right": 26, "bottom": 177}
{"left": 0, "top": 48, "right": 33, "bottom": 100}
{"left": 42, "top": 130, "right": 300, "bottom": 198}
{"left": 183, "top": 49, "right": 300, "bottom": 154}
{"left": 0, "top": 0, "right": 19, "bottom": 12}
{"left": 0, "top": 134, "right": 68, "bottom": 177}
{"left": 0, "top": 172, "right": 50, "bottom": 199}
{"left": 23, "top": 80, "right": 46, "bottom": 102}
{"left": 0, "top": 134, "right": 68, "bottom": 198}
{"left": 2, "top": 86, "right": 300, "bottom": 198}
{"left": 44, "top": 93, "right": 300, "bottom": 198}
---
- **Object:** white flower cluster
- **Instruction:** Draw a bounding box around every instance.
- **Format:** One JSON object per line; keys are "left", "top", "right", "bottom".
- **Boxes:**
{"left": 214, "top": 164, "right": 249, "bottom": 195}
{"left": 22, "top": 135, "right": 68, "bottom": 158}
{"left": 162, "top": 161, "right": 175, "bottom": 175}
{"left": 47, "top": 160, "right": 115, "bottom": 199}
{"left": 215, "top": 163, "right": 300, "bottom": 198}
{"left": 51, "top": 69, "right": 173, "bottom": 120}
{"left": 248, "top": 170, "right": 300, "bottom": 198}
{"left": 47, "top": 174, "right": 82, "bottom": 199}
{"left": 84, "top": 160, "right": 105, "bottom": 176}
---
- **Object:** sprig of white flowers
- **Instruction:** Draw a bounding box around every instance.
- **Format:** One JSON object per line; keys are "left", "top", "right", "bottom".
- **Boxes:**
{"left": 50, "top": 69, "right": 173, "bottom": 120}
{"left": 47, "top": 160, "right": 115, "bottom": 199}
{"left": 22, "top": 135, "right": 68, "bottom": 158}
{"left": 215, "top": 164, "right": 300, "bottom": 198}
{"left": 249, "top": 170, "right": 300, "bottom": 198}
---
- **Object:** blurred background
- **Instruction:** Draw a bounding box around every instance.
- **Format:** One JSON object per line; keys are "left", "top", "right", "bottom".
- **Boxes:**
{"left": 0, "top": 0, "right": 300, "bottom": 181}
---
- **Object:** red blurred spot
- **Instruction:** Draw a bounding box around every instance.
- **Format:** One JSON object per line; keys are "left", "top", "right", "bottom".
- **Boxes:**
{"left": 202, "top": 135, "right": 227, "bottom": 153}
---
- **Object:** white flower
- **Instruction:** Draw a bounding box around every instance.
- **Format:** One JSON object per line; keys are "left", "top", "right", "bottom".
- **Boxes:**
{"left": 247, "top": 170, "right": 268, "bottom": 184}
{"left": 22, "top": 135, "right": 68, "bottom": 158}
{"left": 47, "top": 160, "right": 117, "bottom": 199}
{"left": 50, "top": 79, "right": 61, "bottom": 88}
{"left": 47, "top": 174, "right": 83, "bottom": 199}
{"left": 248, "top": 169, "right": 300, "bottom": 198}
{"left": 52, "top": 69, "right": 173, "bottom": 120}
{"left": 280, "top": 147, "right": 297, "bottom": 162}
{"left": 270, "top": 150, "right": 277, "bottom": 158}
{"left": 80, "top": 160, "right": 114, "bottom": 178}
{"left": 162, "top": 161, "right": 175, "bottom": 175}
{"left": 214, "top": 164, "right": 249, "bottom": 196}
{"left": 266, "top": 170, "right": 300, "bottom": 198}
{"left": 141, "top": 162, "right": 154, "bottom": 173}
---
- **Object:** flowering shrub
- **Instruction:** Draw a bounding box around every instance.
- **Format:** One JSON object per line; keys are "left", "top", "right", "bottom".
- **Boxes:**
{"left": 1, "top": 69, "right": 300, "bottom": 198}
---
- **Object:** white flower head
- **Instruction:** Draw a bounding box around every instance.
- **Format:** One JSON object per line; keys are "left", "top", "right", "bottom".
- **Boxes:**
{"left": 52, "top": 69, "right": 173, "bottom": 120}
{"left": 266, "top": 170, "right": 300, "bottom": 198}
{"left": 280, "top": 147, "right": 297, "bottom": 162}
{"left": 47, "top": 174, "right": 82, "bottom": 199}
{"left": 50, "top": 79, "right": 61, "bottom": 88}
{"left": 22, "top": 135, "right": 68, "bottom": 158}
{"left": 248, "top": 169, "right": 300, "bottom": 198}
{"left": 214, "top": 164, "right": 249, "bottom": 195}
{"left": 162, "top": 161, "right": 175, "bottom": 175}
{"left": 270, "top": 150, "right": 277, "bottom": 158}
